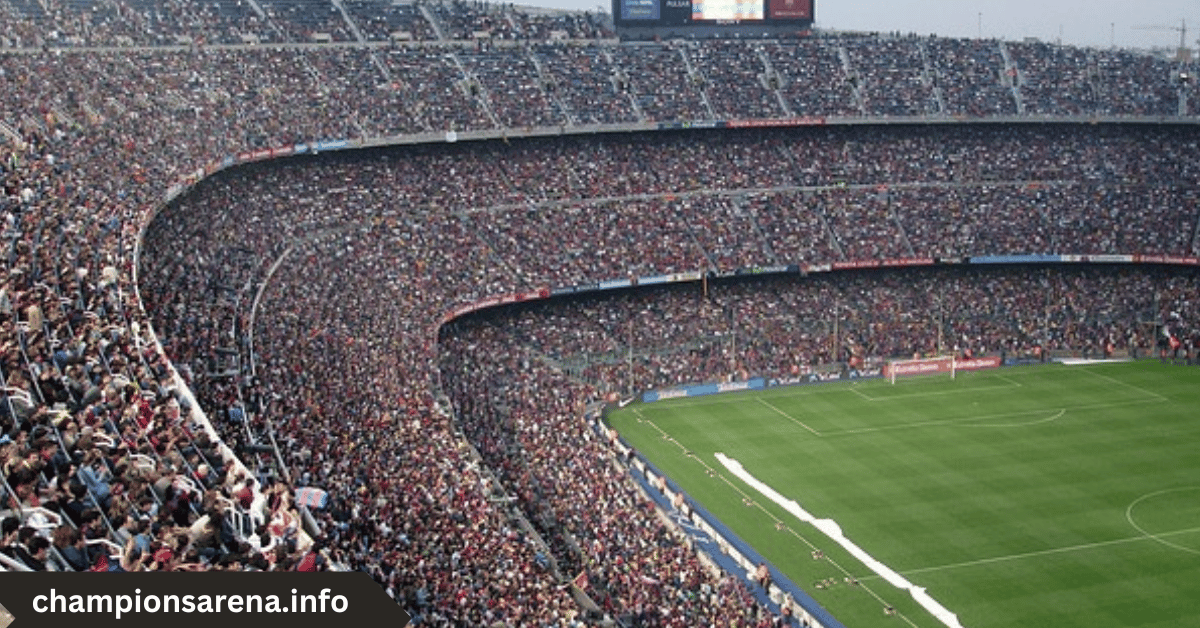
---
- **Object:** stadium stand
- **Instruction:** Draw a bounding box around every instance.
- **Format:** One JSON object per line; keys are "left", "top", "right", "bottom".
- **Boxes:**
{"left": 0, "top": 4, "right": 1198, "bottom": 626}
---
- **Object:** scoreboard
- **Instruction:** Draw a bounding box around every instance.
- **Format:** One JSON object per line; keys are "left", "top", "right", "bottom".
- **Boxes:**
{"left": 615, "top": 0, "right": 812, "bottom": 27}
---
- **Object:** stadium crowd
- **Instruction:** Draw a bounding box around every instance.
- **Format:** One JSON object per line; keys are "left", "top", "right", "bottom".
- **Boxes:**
{"left": 0, "top": 56, "right": 324, "bottom": 579}
{"left": 0, "top": 5, "right": 1199, "bottom": 626}
{"left": 136, "top": 122, "right": 1199, "bottom": 626}
{"left": 478, "top": 265, "right": 1198, "bottom": 394}
{"left": 436, "top": 262, "right": 1200, "bottom": 603}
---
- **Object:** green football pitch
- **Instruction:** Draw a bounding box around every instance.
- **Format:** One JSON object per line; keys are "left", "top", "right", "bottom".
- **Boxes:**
{"left": 606, "top": 361, "right": 1200, "bottom": 628}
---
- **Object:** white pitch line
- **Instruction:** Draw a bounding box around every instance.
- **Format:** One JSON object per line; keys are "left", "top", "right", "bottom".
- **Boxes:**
{"left": 858, "top": 524, "right": 1200, "bottom": 580}
{"left": 624, "top": 412, "right": 922, "bottom": 626}
{"left": 850, "top": 386, "right": 875, "bottom": 401}
{"left": 954, "top": 408, "right": 1065, "bottom": 429}
{"left": 821, "top": 397, "right": 1162, "bottom": 437}
{"left": 995, "top": 374, "right": 1024, "bottom": 387}
{"left": 1079, "top": 366, "right": 1170, "bottom": 402}
{"left": 851, "top": 382, "right": 1018, "bottom": 402}
{"left": 626, "top": 366, "right": 1047, "bottom": 411}
{"left": 1124, "top": 487, "right": 1200, "bottom": 556}
{"left": 634, "top": 380, "right": 864, "bottom": 411}
{"left": 757, "top": 397, "right": 822, "bottom": 436}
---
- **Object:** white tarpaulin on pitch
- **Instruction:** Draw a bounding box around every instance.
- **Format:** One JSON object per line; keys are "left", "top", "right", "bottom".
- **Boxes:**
{"left": 715, "top": 452, "right": 965, "bottom": 628}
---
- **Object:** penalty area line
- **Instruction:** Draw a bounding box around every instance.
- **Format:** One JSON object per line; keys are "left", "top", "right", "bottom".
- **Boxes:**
{"left": 859, "top": 524, "right": 1200, "bottom": 580}
{"left": 995, "top": 373, "right": 1024, "bottom": 387}
{"left": 821, "top": 397, "right": 1162, "bottom": 437}
{"left": 953, "top": 408, "right": 1065, "bottom": 429}
{"left": 757, "top": 398, "right": 822, "bottom": 436}
{"left": 850, "top": 382, "right": 1020, "bottom": 402}
{"left": 1079, "top": 367, "right": 1170, "bottom": 402}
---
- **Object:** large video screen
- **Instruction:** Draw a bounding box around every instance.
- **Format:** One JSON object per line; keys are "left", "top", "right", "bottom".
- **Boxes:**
{"left": 692, "top": 0, "right": 762, "bottom": 21}
{"left": 615, "top": 0, "right": 811, "bottom": 25}
{"left": 620, "top": 0, "right": 660, "bottom": 20}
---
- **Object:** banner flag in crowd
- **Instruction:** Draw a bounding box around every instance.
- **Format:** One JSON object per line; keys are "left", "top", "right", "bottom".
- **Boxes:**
{"left": 295, "top": 487, "right": 330, "bottom": 509}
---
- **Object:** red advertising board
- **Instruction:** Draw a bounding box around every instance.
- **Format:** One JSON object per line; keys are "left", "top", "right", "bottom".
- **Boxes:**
{"left": 886, "top": 359, "right": 951, "bottom": 377}
{"left": 1135, "top": 254, "right": 1200, "bottom": 266}
{"left": 768, "top": 0, "right": 811, "bottom": 20}
{"left": 955, "top": 356, "right": 1002, "bottom": 371}
{"left": 833, "top": 258, "right": 935, "bottom": 271}
{"left": 726, "top": 116, "right": 825, "bottom": 129}
{"left": 885, "top": 356, "right": 1001, "bottom": 378}
{"left": 441, "top": 288, "right": 551, "bottom": 324}
{"left": 831, "top": 260, "right": 881, "bottom": 270}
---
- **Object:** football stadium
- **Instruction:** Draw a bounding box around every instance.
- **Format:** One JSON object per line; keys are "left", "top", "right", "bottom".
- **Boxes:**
{"left": 0, "top": 0, "right": 1198, "bottom": 627}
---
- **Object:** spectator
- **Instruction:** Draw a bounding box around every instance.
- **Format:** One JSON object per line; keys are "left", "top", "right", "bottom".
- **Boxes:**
{"left": 52, "top": 524, "right": 90, "bottom": 571}
{"left": 0, "top": 516, "right": 21, "bottom": 563}
{"left": 77, "top": 449, "right": 112, "bottom": 510}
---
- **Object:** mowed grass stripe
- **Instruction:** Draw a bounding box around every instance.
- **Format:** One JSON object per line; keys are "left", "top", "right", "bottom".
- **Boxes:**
{"left": 609, "top": 362, "right": 1200, "bottom": 628}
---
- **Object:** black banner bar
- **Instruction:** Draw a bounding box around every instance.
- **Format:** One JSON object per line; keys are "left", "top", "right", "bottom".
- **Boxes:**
{"left": 0, "top": 572, "right": 409, "bottom": 628}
